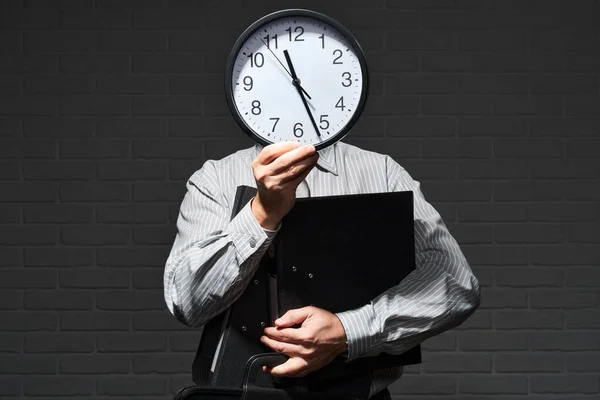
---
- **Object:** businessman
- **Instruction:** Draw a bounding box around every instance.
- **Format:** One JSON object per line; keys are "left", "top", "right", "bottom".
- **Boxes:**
{"left": 164, "top": 141, "right": 480, "bottom": 399}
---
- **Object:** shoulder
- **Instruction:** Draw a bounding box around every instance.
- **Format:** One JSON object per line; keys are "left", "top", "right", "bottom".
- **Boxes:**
{"left": 337, "top": 141, "right": 406, "bottom": 172}
{"left": 188, "top": 145, "right": 256, "bottom": 189}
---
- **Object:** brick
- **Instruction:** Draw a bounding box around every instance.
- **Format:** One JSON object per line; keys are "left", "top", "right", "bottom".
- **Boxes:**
{"left": 494, "top": 138, "right": 563, "bottom": 158}
{"left": 458, "top": 332, "right": 528, "bottom": 351}
{"left": 24, "top": 204, "right": 93, "bottom": 223}
{"left": 2, "top": 8, "right": 58, "bottom": 29}
{"left": 494, "top": 181, "right": 561, "bottom": 201}
{"left": 97, "top": 31, "right": 167, "bottom": 52}
{"left": 459, "top": 376, "right": 528, "bottom": 394}
{"left": 133, "top": 226, "right": 176, "bottom": 245}
{"left": 26, "top": 0, "right": 94, "bottom": 9}
{"left": 566, "top": 354, "right": 600, "bottom": 372}
{"left": 494, "top": 95, "right": 563, "bottom": 115}
{"left": 133, "top": 182, "right": 185, "bottom": 202}
{"left": 459, "top": 159, "right": 528, "bottom": 179}
{"left": 24, "top": 248, "right": 93, "bottom": 267}
{"left": 530, "top": 332, "right": 599, "bottom": 351}
{"left": 446, "top": 223, "right": 492, "bottom": 244}
{"left": 531, "top": 289, "right": 597, "bottom": 309}
{"left": 566, "top": 223, "right": 600, "bottom": 244}
{"left": 389, "top": 376, "right": 456, "bottom": 395}
{"left": 25, "top": 333, "right": 94, "bottom": 353}
{"left": 169, "top": 159, "right": 205, "bottom": 181}
{"left": 0, "top": 334, "right": 22, "bottom": 353}
{"left": 60, "top": 139, "right": 130, "bottom": 159}
{"left": 132, "top": 54, "right": 203, "bottom": 74}
{"left": 133, "top": 269, "right": 164, "bottom": 289}
{"left": 422, "top": 138, "right": 492, "bottom": 158}
{"left": 97, "top": 0, "right": 168, "bottom": 8}
{"left": 0, "top": 54, "right": 57, "bottom": 74}
{"left": 389, "top": 31, "right": 455, "bottom": 51}
{"left": 495, "top": 354, "right": 563, "bottom": 372}
{"left": 0, "top": 226, "right": 56, "bottom": 245}
{"left": 565, "top": 310, "right": 600, "bottom": 329}
{"left": 133, "top": 8, "right": 205, "bottom": 29}
{"left": 169, "top": 74, "right": 223, "bottom": 95}
{"left": 132, "top": 96, "right": 203, "bottom": 116}
{"left": 458, "top": 203, "right": 527, "bottom": 222}
{"left": 400, "top": 160, "right": 456, "bottom": 180}
{"left": 495, "top": 310, "right": 563, "bottom": 330}
{"left": 566, "top": 267, "right": 600, "bottom": 287}
{"left": 169, "top": 116, "right": 238, "bottom": 138}
{"left": 496, "top": 267, "right": 563, "bottom": 287}
{"left": 0, "top": 76, "right": 23, "bottom": 96}
{"left": 494, "top": 224, "right": 563, "bottom": 244}
{"left": 423, "top": 96, "right": 492, "bottom": 115}
{"left": 479, "top": 289, "right": 526, "bottom": 309}
{"left": 97, "top": 333, "right": 166, "bottom": 352}
{"left": 60, "top": 312, "right": 131, "bottom": 331}
{"left": 97, "top": 161, "right": 166, "bottom": 181}
{"left": 386, "top": 117, "right": 455, "bottom": 137}
{"left": 459, "top": 31, "right": 527, "bottom": 51}
{"left": 422, "top": 53, "right": 489, "bottom": 72}
{"left": 96, "top": 117, "right": 167, "bottom": 137}
{"left": 24, "top": 377, "right": 94, "bottom": 396}
{"left": 169, "top": 30, "right": 238, "bottom": 52}
{"left": 59, "top": 54, "right": 130, "bottom": 73}
{"left": 532, "top": 75, "right": 599, "bottom": 95}
{"left": 0, "top": 355, "right": 56, "bottom": 374}
{"left": 24, "top": 75, "right": 93, "bottom": 94}
{"left": 24, "top": 31, "right": 96, "bottom": 53}
{"left": 529, "top": 117, "right": 600, "bottom": 137}
{"left": 97, "top": 204, "right": 168, "bottom": 224}
{"left": 133, "top": 311, "right": 187, "bottom": 330}
{"left": 531, "top": 245, "right": 599, "bottom": 266}
{"left": 367, "top": 51, "right": 418, "bottom": 73}
{"left": 0, "top": 290, "right": 22, "bottom": 310}
{"left": 23, "top": 161, "right": 95, "bottom": 180}
{"left": 59, "top": 95, "right": 130, "bottom": 116}
{"left": 59, "top": 182, "right": 130, "bottom": 202}
{"left": 0, "top": 117, "right": 22, "bottom": 137}
{"left": 457, "top": 74, "right": 531, "bottom": 95}
{"left": 0, "top": 32, "right": 22, "bottom": 53}
{"left": 0, "top": 248, "right": 22, "bottom": 267}
{"left": 459, "top": 117, "right": 527, "bottom": 137}
{"left": 96, "top": 290, "right": 165, "bottom": 311}
{"left": 24, "top": 290, "right": 93, "bottom": 310}
{"left": 566, "top": 96, "right": 600, "bottom": 116}
{"left": 24, "top": 117, "right": 94, "bottom": 138}
{"left": 97, "top": 376, "right": 167, "bottom": 395}
{"left": 0, "top": 269, "right": 56, "bottom": 289}
{"left": 454, "top": 310, "right": 492, "bottom": 330}
{"left": 61, "top": 226, "right": 129, "bottom": 245}
{"left": 424, "top": 354, "right": 491, "bottom": 373}
{"left": 0, "top": 312, "right": 56, "bottom": 331}
{"left": 59, "top": 9, "right": 130, "bottom": 29}
{"left": 169, "top": 332, "right": 203, "bottom": 352}
{"left": 421, "top": 182, "right": 492, "bottom": 202}
{"left": 386, "top": 74, "right": 457, "bottom": 94}
{"left": 364, "top": 96, "right": 419, "bottom": 116}
{"left": 0, "top": 139, "right": 56, "bottom": 158}
{"left": 0, "top": 162, "right": 20, "bottom": 179}
{"left": 98, "top": 75, "right": 168, "bottom": 95}
{"left": 471, "top": 267, "right": 493, "bottom": 287}
{"left": 60, "top": 354, "right": 130, "bottom": 374}
{"left": 59, "top": 268, "right": 130, "bottom": 288}
{"left": 567, "top": 138, "right": 600, "bottom": 157}
{"left": 530, "top": 375, "right": 599, "bottom": 394}
{"left": 530, "top": 159, "right": 599, "bottom": 179}
{"left": 0, "top": 376, "right": 20, "bottom": 396}
{"left": 462, "top": 245, "right": 527, "bottom": 266}
{"left": 97, "top": 247, "right": 170, "bottom": 267}
{"left": 133, "top": 354, "right": 192, "bottom": 373}
{"left": 490, "top": 53, "right": 562, "bottom": 73}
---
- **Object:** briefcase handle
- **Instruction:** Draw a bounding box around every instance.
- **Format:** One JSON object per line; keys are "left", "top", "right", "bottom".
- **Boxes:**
{"left": 242, "top": 353, "right": 287, "bottom": 391}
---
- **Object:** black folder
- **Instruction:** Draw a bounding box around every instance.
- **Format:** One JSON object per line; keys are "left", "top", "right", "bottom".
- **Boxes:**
{"left": 193, "top": 185, "right": 421, "bottom": 394}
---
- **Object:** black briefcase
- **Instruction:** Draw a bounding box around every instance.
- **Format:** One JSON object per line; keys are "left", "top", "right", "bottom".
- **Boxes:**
{"left": 175, "top": 353, "right": 363, "bottom": 400}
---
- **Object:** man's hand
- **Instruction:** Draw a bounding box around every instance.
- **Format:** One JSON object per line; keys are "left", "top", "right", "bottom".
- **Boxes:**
{"left": 260, "top": 306, "right": 348, "bottom": 378}
{"left": 251, "top": 141, "right": 318, "bottom": 230}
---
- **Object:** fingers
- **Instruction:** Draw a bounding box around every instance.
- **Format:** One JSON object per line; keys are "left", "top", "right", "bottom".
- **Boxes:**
{"left": 275, "top": 307, "right": 312, "bottom": 327}
{"left": 269, "top": 144, "right": 317, "bottom": 175}
{"left": 260, "top": 335, "right": 302, "bottom": 355}
{"left": 264, "top": 326, "right": 307, "bottom": 344}
{"left": 278, "top": 153, "right": 318, "bottom": 185}
{"left": 269, "top": 357, "right": 309, "bottom": 378}
{"left": 256, "top": 141, "right": 302, "bottom": 165}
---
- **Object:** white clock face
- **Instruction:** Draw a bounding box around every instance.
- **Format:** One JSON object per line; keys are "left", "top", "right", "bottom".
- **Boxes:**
{"left": 229, "top": 14, "right": 365, "bottom": 149}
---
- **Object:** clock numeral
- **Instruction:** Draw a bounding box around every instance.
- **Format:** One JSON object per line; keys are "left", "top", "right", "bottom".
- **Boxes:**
{"left": 319, "top": 115, "right": 329, "bottom": 130}
{"left": 293, "top": 122, "right": 304, "bottom": 137}
{"left": 251, "top": 100, "right": 261, "bottom": 115}
{"left": 333, "top": 49, "right": 343, "bottom": 65}
{"left": 269, "top": 117, "right": 280, "bottom": 132}
{"left": 286, "top": 26, "right": 305, "bottom": 42}
{"left": 335, "top": 96, "right": 345, "bottom": 111}
{"left": 243, "top": 76, "right": 253, "bottom": 91}
{"left": 263, "top": 34, "right": 278, "bottom": 49}
{"left": 319, "top": 33, "right": 325, "bottom": 49}
{"left": 249, "top": 52, "right": 264, "bottom": 68}
{"left": 341, "top": 72, "right": 352, "bottom": 87}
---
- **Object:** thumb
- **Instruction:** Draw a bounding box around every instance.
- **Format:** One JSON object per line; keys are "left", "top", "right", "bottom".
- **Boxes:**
{"left": 275, "top": 307, "right": 311, "bottom": 327}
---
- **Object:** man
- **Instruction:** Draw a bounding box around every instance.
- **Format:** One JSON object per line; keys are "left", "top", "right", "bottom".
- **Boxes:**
{"left": 164, "top": 141, "right": 480, "bottom": 400}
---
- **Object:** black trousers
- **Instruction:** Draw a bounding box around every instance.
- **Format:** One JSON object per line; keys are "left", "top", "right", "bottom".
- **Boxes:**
{"left": 368, "top": 387, "right": 391, "bottom": 400}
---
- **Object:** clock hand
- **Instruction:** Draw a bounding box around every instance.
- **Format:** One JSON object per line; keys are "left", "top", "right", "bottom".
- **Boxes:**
{"left": 283, "top": 50, "right": 321, "bottom": 138}
{"left": 259, "top": 38, "right": 312, "bottom": 100}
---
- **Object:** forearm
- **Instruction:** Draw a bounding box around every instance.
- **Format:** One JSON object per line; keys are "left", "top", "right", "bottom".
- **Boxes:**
{"left": 165, "top": 199, "right": 279, "bottom": 327}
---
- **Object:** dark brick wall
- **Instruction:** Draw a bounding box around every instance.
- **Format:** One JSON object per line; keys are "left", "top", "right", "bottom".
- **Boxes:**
{"left": 1, "top": 0, "right": 599, "bottom": 398}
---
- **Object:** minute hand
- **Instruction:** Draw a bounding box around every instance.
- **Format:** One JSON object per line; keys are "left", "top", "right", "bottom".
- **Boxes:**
{"left": 283, "top": 50, "right": 321, "bottom": 138}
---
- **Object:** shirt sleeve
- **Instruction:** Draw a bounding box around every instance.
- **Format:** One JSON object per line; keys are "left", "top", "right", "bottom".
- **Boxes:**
{"left": 335, "top": 156, "right": 481, "bottom": 362}
{"left": 163, "top": 160, "right": 281, "bottom": 327}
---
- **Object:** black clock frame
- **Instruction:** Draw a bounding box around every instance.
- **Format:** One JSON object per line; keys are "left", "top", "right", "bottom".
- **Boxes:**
{"left": 224, "top": 9, "right": 370, "bottom": 151}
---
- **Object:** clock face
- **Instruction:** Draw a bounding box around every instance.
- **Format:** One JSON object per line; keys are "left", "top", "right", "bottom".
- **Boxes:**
{"left": 225, "top": 10, "right": 369, "bottom": 150}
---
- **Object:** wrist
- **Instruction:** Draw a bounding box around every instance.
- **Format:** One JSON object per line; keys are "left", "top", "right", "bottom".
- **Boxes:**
{"left": 251, "top": 196, "right": 282, "bottom": 230}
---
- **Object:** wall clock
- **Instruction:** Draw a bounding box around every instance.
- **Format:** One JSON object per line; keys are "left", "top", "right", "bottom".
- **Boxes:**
{"left": 224, "top": 9, "right": 369, "bottom": 150}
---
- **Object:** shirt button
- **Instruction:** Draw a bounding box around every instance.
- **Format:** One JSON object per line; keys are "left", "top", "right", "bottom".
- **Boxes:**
{"left": 249, "top": 238, "right": 256, "bottom": 248}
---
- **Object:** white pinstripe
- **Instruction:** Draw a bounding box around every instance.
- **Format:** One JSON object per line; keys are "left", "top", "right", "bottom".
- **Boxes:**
{"left": 164, "top": 141, "right": 480, "bottom": 397}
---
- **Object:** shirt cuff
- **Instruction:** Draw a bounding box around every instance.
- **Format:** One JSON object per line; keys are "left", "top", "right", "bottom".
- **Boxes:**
{"left": 335, "top": 303, "right": 380, "bottom": 362}
{"left": 225, "top": 197, "right": 281, "bottom": 263}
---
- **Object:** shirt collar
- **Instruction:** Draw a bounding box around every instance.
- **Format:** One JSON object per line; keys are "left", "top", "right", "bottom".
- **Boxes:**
{"left": 253, "top": 143, "right": 339, "bottom": 176}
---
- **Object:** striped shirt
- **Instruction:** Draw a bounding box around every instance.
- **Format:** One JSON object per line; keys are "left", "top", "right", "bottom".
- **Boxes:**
{"left": 164, "top": 140, "right": 480, "bottom": 397}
